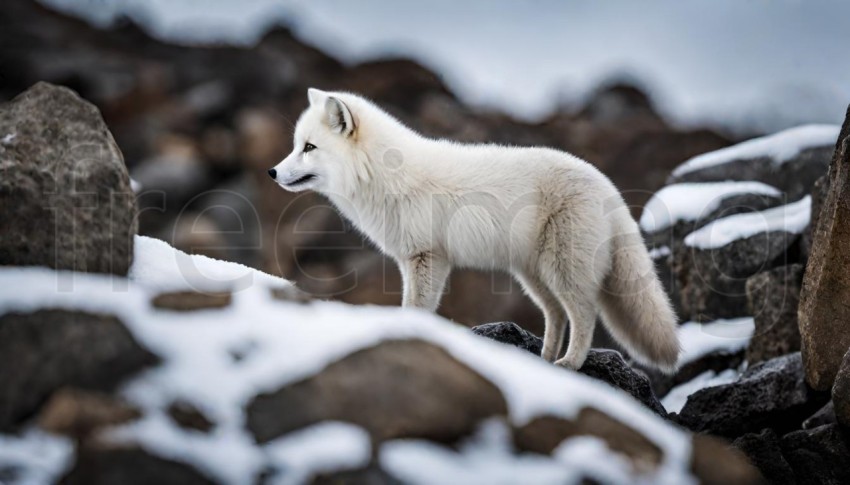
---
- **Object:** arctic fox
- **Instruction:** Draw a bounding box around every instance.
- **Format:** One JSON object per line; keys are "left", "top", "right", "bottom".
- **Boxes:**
{"left": 269, "top": 88, "right": 680, "bottom": 371}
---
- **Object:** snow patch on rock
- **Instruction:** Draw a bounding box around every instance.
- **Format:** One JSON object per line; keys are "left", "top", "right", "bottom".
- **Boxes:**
{"left": 672, "top": 124, "right": 840, "bottom": 177}
{"left": 640, "top": 181, "right": 781, "bottom": 233}
{"left": 683, "top": 195, "right": 811, "bottom": 249}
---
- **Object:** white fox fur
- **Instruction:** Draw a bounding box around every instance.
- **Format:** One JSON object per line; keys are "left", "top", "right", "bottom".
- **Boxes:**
{"left": 270, "top": 88, "right": 680, "bottom": 371}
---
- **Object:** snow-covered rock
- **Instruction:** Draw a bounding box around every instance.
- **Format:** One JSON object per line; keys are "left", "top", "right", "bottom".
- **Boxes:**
{"left": 671, "top": 125, "right": 840, "bottom": 179}
{"left": 0, "top": 236, "right": 760, "bottom": 484}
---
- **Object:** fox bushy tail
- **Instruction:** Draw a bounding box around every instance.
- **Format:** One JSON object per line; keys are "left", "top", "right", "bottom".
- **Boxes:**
{"left": 598, "top": 214, "right": 680, "bottom": 373}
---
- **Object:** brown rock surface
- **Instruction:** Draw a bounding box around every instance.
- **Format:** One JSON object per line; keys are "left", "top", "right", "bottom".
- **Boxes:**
{"left": 246, "top": 339, "right": 508, "bottom": 444}
{"left": 798, "top": 105, "right": 850, "bottom": 390}
{"left": 0, "top": 82, "right": 137, "bottom": 275}
{"left": 38, "top": 388, "right": 141, "bottom": 439}
{"left": 151, "top": 291, "right": 232, "bottom": 311}
{"left": 0, "top": 309, "right": 157, "bottom": 431}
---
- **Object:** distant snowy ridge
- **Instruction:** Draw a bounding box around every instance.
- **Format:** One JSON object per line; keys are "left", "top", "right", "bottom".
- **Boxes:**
{"left": 639, "top": 181, "right": 781, "bottom": 233}
{"left": 672, "top": 124, "right": 840, "bottom": 177}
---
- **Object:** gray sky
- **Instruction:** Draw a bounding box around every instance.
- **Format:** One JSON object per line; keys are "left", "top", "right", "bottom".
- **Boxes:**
{"left": 41, "top": 0, "right": 850, "bottom": 132}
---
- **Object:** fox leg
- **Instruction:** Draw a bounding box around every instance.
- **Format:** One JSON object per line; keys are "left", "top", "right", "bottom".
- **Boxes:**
{"left": 400, "top": 252, "right": 451, "bottom": 311}
{"left": 516, "top": 271, "right": 568, "bottom": 362}
{"left": 553, "top": 295, "right": 598, "bottom": 370}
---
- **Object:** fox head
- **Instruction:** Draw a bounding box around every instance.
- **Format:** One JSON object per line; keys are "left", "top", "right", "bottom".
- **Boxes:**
{"left": 268, "top": 88, "right": 369, "bottom": 195}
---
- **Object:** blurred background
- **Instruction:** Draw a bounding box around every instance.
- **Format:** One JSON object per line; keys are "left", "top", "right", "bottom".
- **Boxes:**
{"left": 2, "top": 0, "right": 848, "bottom": 335}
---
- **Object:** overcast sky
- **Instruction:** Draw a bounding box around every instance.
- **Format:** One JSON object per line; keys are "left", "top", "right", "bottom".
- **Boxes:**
{"left": 40, "top": 0, "right": 850, "bottom": 133}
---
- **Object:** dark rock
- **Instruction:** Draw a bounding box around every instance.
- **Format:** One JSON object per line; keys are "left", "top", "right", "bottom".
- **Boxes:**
{"left": 313, "top": 465, "right": 400, "bottom": 485}
{"left": 151, "top": 291, "right": 232, "bottom": 311}
{"left": 60, "top": 444, "right": 216, "bottom": 485}
{"left": 690, "top": 433, "right": 766, "bottom": 485}
{"left": 471, "top": 321, "right": 542, "bottom": 355}
{"left": 0, "top": 309, "right": 157, "bottom": 431}
{"left": 675, "top": 230, "right": 798, "bottom": 321}
{"left": 641, "top": 349, "right": 746, "bottom": 398}
{"left": 577, "top": 350, "right": 667, "bottom": 417}
{"left": 0, "top": 82, "right": 137, "bottom": 275}
{"left": 37, "top": 388, "right": 141, "bottom": 439}
{"left": 246, "top": 339, "right": 508, "bottom": 444}
{"left": 514, "top": 408, "right": 663, "bottom": 472}
{"left": 667, "top": 145, "right": 832, "bottom": 202}
{"left": 471, "top": 322, "right": 666, "bottom": 415}
{"left": 781, "top": 424, "right": 850, "bottom": 485}
{"left": 798, "top": 106, "right": 850, "bottom": 391}
{"left": 515, "top": 408, "right": 761, "bottom": 484}
{"left": 801, "top": 174, "right": 828, "bottom": 261}
{"left": 270, "top": 285, "right": 313, "bottom": 304}
{"left": 676, "top": 352, "right": 829, "bottom": 438}
{"left": 167, "top": 401, "right": 215, "bottom": 433}
{"left": 643, "top": 191, "right": 785, "bottom": 251}
{"left": 832, "top": 348, "right": 850, "bottom": 427}
{"left": 803, "top": 402, "right": 836, "bottom": 430}
{"left": 745, "top": 264, "right": 804, "bottom": 364}
{"left": 732, "top": 429, "right": 795, "bottom": 485}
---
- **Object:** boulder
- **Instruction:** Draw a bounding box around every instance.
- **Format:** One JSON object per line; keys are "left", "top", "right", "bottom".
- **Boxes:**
{"left": 781, "top": 424, "right": 850, "bottom": 485}
{"left": 732, "top": 429, "right": 795, "bottom": 485}
{"left": 60, "top": 444, "right": 216, "bottom": 485}
{"left": 798, "top": 107, "right": 850, "bottom": 391}
{"left": 641, "top": 349, "right": 746, "bottom": 398}
{"left": 689, "top": 433, "right": 767, "bottom": 485}
{"left": 167, "top": 401, "right": 215, "bottom": 433}
{"left": 0, "top": 309, "right": 157, "bottom": 431}
{"left": 675, "top": 230, "right": 798, "bottom": 321}
{"left": 0, "top": 82, "right": 137, "bottom": 275}
{"left": 802, "top": 402, "right": 836, "bottom": 430}
{"left": 514, "top": 408, "right": 663, "bottom": 473}
{"left": 745, "top": 264, "right": 804, "bottom": 364}
{"left": 471, "top": 321, "right": 542, "bottom": 355}
{"left": 832, "top": 348, "right": 850, "bottom": 427}
{"left": 667, "top": 144, "right": 832, "bottom": 202}
{"left": 515, "top": 409, "right": 761, "bottom": 484}
{"left": 37, "top": 388, "right": 141, "bottom": 439}
{"left": 471, "top": 322, "right": 666, "bottom": 416}
{"left": 246, "top": 339, "right": 509, "bottom": 444}
{"left": 151, "top": 291, "right": 232, "bottom": 312}
{"left": 577, "top": 350, "right": 667, "bottom": 417}
{"left": 676, "top": 352, "right": 829, "bottom": 438}
{"left": 801, "top": 174, "right": 829, "bottom": 261}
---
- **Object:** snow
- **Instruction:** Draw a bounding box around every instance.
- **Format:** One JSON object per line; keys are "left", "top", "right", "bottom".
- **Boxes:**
{"left": 129, "top": 235, "right": 290, "bottom": 293}
{"left": 683, "top": 195, "right": 811, "bottom": 249}
{"left": 130, "top": 177, "right": 142, "bottom": 193}
{"left": 0, "top": 429, "right": 74, "bottom": 485}
{"left": 380, "top": 420, "right": 642, "bottom": 485}
{"left": 36, "top": 1, "right": 850, "bottom": 132}
{"left": 0, "top": 235, "right": 698, "bottom": 484}
{"left": 677, "top": 318, "right": 755, "bottom": 366}
{"left": 380, "top": 420, "right": 574, "bottom": 485}
{"left": 661, "top": 369, "right": 740, "bottom": 414}
{"left": 648, "top": 246, "right": 671, "bottom": 260}
{"left": 264, "top": 422, "right": 372, "bottom": 485}
{"left": 639, "top": 181, "right": 781, "bottom": 233}
{"left": 672, "top": 124, "right": 840, "bottom": 177}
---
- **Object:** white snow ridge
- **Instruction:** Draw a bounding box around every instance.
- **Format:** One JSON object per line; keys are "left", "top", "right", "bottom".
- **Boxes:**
{"left": 683, "top": 195, "right": 811, "bottom": 249}
{"left": 672, "top": 124, "right": 840, "bottom": 178}
{"left": 639, "top": 181, "right": 781, "bottom": 233}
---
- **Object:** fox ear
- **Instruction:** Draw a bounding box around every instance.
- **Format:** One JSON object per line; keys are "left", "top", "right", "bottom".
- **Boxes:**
{"left": 325, "top": 96, "right": 355, "bottom": 137}
{"left": 307, "top": 88, "right": 326, "bottom": 106}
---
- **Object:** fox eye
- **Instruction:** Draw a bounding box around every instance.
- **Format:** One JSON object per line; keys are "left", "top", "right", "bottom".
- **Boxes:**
{"left": 303, "top": 142, "right": 317, "bottom": 153}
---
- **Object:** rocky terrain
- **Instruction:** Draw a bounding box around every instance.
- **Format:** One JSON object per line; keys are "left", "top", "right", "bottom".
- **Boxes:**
{"left": 1, "top": 1, "right": 850, "bottom": 484}
{"left": 0, "top": 0, "right": 735, "bottom": 336}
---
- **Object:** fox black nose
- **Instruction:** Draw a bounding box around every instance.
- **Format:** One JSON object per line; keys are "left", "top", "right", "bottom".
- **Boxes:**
{"left": 267, "top": 168, "right": 277, "bottom": 179}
